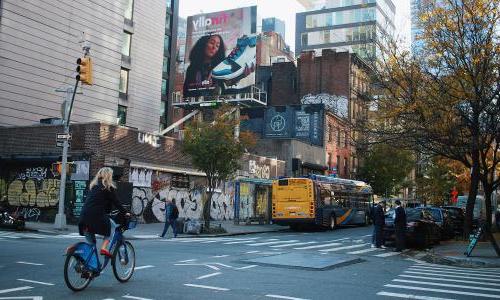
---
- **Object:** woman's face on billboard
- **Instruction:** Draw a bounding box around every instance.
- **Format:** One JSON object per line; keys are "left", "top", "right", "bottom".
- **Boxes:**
{"left": 204, "top": 35, "right": 221, "bottom": 59}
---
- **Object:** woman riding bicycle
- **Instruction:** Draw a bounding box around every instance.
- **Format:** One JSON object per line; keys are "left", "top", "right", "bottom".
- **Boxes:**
{"left": 78, "top": 167, "right": 129, "bottom": 257}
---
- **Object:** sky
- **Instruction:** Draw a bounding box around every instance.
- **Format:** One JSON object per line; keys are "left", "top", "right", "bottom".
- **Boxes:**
{"left": 179, "top": 0, "right": 412, "bottom": 53}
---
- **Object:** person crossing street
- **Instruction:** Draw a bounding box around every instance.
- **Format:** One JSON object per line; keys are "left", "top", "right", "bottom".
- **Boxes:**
{"left": 159, "top": 199, "right": 179, "bottom": 238}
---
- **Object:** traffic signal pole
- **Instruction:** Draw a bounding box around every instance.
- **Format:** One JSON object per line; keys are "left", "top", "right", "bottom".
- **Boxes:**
{"left": 54, "top": 80, "right": 79, "bottom": 230}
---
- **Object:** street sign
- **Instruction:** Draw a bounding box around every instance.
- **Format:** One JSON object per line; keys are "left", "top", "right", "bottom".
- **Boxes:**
{"left": 56, "top": 133, "right": 72, "bottom": 140}
{"left": 56, "top": 141, "right": 71, "bottom": 148}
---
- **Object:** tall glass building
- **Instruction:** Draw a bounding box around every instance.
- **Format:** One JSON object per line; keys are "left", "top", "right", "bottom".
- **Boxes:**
{"left": 295, "top": 0, "right": 395, "bottom": 60}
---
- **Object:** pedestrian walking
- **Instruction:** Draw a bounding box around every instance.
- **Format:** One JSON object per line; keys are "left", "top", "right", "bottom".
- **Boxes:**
{"left": 159, "top": 199, "right": 179, "bottom": 238}
{"left": 394, "top": 200, "right": 406, "bottom": 252}
{"left": 372, "top": 201, "right": 386, "bottom": 248}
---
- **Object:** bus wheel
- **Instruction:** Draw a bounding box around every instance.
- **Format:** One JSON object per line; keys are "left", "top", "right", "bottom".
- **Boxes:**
{"left": 329, "top": 215, "right": 337, "bottom": 230}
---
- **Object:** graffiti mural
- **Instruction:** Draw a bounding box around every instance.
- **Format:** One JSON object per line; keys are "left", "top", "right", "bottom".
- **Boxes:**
{"left": 130, "top": 170, "right": 235, "bottom": 223}
{"left": 7, "top": 177, "right": 60, "bottom": 207}
{"left": 239, "top": 183, "right": 255, "bottom": 220}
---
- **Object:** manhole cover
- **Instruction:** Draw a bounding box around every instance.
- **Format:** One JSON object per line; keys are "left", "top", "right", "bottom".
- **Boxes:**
{"left": 242, "top": 253, "right": 363, "bottom": 270}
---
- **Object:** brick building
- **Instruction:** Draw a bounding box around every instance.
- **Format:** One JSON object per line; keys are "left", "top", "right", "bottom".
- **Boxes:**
{"left": 0, "top": 122, "right": 284, "bottom": 224}
{"left": 267, "top": 49, "right": 371, "bottom": 178}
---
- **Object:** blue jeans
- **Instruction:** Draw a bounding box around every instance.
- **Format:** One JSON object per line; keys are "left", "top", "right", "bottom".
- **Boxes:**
{"left": 161, "top": 219, "right": 177, "bottom": 238}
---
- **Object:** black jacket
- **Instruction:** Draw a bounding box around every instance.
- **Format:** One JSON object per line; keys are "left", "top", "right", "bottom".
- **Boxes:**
{"left": 373, "top": 205, "right": 385, "bottom": 226}
{"left": 78, "top": 182, "right": 127, "bottom": 236}
{"left": 394, "top": 206, "right": 407, "bottom": 228}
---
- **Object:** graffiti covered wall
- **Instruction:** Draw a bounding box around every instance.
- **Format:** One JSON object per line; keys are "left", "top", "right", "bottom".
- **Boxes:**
{"left": 130, "top": 168, "right": 235, "bottom": 223}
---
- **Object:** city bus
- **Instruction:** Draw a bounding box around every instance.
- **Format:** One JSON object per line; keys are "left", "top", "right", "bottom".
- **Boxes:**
{"left": 272, "top": 175, "right": 373, "bottom": 230}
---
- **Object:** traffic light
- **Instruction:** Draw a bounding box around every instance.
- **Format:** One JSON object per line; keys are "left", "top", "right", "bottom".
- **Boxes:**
{"left": 76, "top": 57, "right": 93, "bottom": 85}
{"left": 51, "top": 162, "right": 77, "bottom": 176}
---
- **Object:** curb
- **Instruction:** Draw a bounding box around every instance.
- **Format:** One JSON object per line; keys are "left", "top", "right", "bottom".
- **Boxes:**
{"left": 126, "top": 228, "right": 289, "bottom": 240}
{"left": 406, "top": 250, "right": 500, "bottom": 268}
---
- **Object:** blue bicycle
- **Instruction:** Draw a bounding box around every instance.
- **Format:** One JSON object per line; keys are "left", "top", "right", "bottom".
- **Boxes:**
{"left": 64, "top": 214, "right": 137, "bottom": 291}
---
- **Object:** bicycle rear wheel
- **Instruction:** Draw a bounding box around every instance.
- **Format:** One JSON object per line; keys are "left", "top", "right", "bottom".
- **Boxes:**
{"left": 112, "top": 241, "right": 135, "bottom": 282}
{"left": 64, "top": 250, "right": 92, "bottom": 291}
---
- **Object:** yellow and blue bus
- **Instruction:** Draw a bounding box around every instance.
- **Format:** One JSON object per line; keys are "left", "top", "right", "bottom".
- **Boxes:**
{"left": 272, "top": 175, "right": 373, "bottom": 230}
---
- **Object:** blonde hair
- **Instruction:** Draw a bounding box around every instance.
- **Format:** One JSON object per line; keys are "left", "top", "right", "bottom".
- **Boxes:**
{"left": 89, "top": 167, "right": 117, "bottom": 190}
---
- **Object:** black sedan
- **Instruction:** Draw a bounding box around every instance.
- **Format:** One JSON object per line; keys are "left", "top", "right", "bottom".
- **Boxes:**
{"left": 383, "top": 208, "right": 441, "bottom": 249}
{"left": 416, "top": 207, "right": 454, "bottom": 240}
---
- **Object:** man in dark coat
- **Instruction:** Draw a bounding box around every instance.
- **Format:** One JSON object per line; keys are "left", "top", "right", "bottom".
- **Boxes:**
{"left": 394, "top": 200, "right": 407, "bottom": 252}
{"left": 160, "top": 199, "right": 179, "bottom": 238}
{"left": 372, "top": 201, "right": 386, "bottom": 248}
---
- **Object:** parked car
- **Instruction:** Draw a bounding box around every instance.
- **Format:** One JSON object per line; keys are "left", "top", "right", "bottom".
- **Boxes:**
{"left": 441, "top": 206, "right": 465, "bottom": 235}
{"left": 416, "top": 207, "right": 454, "bottom": 240}
{"left": 383, "top": 208, "right": 441, "bottom": 249}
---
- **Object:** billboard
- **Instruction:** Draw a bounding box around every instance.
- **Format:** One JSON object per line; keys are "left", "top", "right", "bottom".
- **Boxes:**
{"left": 184, "top": 7, "right": 257, "bottom": 98}
{"left": 242, "top": 104, "right": 325, "bottom": 146}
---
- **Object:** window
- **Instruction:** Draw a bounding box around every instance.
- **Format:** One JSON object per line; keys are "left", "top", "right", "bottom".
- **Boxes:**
{"left": 164, "top": 36, "right": 170, "bottom": 53}
{"left": 337, "top": 155, "right": 341, "bottom": 169}
{"left": 301, "top": 33, "right": 308, "bottom": 46}
{"left": 122, "top": 32, "right": 132, "bottom": 56}
{"left": 119, "top": 68, "right": 129, "bottom": 94}
{"left": 328, "top": 153, "right": 332, "bottom": 166}
{"left": 345, "top": 131, "right": 349, "bottom": 147}
{"left": 124, "top": 0, "right": 134, "bottom": 20}
{"left": 337, "top": 128, "right": 341, "bottom": 146}
{"left": 161, "top": 79, "right": 168, "bottom": 95}
{"left": 344, "top": 157, "right": 348, "bottom": 176}
{"left": 160, "top": 100, "right": 166, "bottom": 116}
{"left": 163, "top": 57, "right": 170, "bottom": 73}
{"left": 328, "top": 124, "right": 332, "bottom": 142}
{"left": 166, "top": 0, "right": 172, "bottom": 10}
{"left": 165, "top": 13, "right": 171, "bottom": 31}
{"left": 117, "top": 105, "right": 127, "bottom": 125}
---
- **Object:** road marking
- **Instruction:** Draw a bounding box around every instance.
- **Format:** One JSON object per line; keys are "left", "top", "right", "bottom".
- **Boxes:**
{"left": 408, "top": 267, "right": 500, "bottom": 278}
{"left": 270, "top": 241, "right": 317, "bottom": 248}
{"left": 293, "top": 243, "right": 342, "bottom": 250}
{"left": 212, "top": 263, "right": 234, "bottom": 268}
{"left": 237, "top": 265, "right": 257, "bottom": 270}
{"left": 200, "top": 240, "right": 219, "bottom": 244}
{"left": 0, "top": 296, "right": 43, "bottom": 300}
{"left": 122, "top": 295, "right": 153, "bottom": 300}
{"left": 196, "top": 272, "right": 221, "bottom": 280}
{"left": 384, "top": 284, "right": 500, "bottom": 299}
{"left": 212, "top": 255, "right": 229, "bottom": 258}
{"left": 22, "top": 234, "right": 45, "bottom": 239}
{"left": 174, "top": 263, "right": 220, "bottom": 271}
{"left": 247, "top": 240, "right": 299, "bottom": 246}
{"left": 393, "top": 279, "right": 500, "bottom": 292}
{"left": 0, "top": 287, "right": 33, "bottom": 294}
{"left": 348, "top": 247, "right": 383, "bottom": 254}
{"left": 16, "top": 261, "right": 43, "bottom": 266}
{"left": 265, "top": 294, "right": 311, "bottom": 300}
{"left": 319, "top": 243, "right": 370, "bottom": 252}
{"left": 410, "top": 265, "right": 500, "bottom": 276}
{"left": 134, "top": 265, "right": 155, "bottom": 270}
{"left": 245, "top": 251, "right": 260, "bottom": 254}
{"left": 415, "top": 263, "right": 500, "bottom": 273}
{"left": 374, "top": 251, "right": 401, "bottom": 257}
{"left": 178, "top": 259, "right": 197, "bottom": 263}
{"left": 376, "top": 291, "right": 455, "bottom": 300}
{"left": 224, "top": 239, "right": 261, "bottom": 244}
{"left": 404, "top": 270, "right": 500, "bottom": 282}
{"left": 399, "top": 274, "right": 500, "bottom": 287}
{"left": 184, "top": 284, "right": 229, "bottom": 291}
{"left": 17, "top": 279, "right": 54, "bottom": 286}
{"left": 132, "top": 235, "right": 159, "bottom": 239}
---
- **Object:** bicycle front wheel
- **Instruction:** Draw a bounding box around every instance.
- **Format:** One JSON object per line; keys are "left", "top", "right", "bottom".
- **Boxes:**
{"left": 112, "top": 241, "right": 135, "bottom": 282}
{"left": 64, "top": 250, "right": 92, "bottom": 291}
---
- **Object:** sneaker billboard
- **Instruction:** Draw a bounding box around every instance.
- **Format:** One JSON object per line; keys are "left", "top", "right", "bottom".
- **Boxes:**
{"left": 184, "top": 6, "right": 257, "bottom": 98}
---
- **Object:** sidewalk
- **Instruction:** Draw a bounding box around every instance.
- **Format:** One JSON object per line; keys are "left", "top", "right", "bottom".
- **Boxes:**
{"left": 24, "top": 220, "right": 288, "bottom": 239}
{"left": 412, "top": 233, "right": 500, "bottom": 268}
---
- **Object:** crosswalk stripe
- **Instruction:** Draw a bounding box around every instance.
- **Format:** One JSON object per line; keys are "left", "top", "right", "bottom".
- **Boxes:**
{"left": 404, "top": 270, "right": 500, "bottom": 282}
{"left": 409, "top": 267, "right": 500, "bottom": 279}
{"left": 247, "top": 240, "right": 299, "bottom": 246}
{"left": 399, "top": 274, "right": 500, "bottom": 287}
{"left": 374, "top": 251, "right": 401, "bottom": 258}
{"left": 348, "top": 247, "right": 384, "bottom": 254}
{"left": 293, "top": 242, "right": 342, "bottom": 250}
{"left": 376, "top": 291, "right": 455, "bottom": 300}
{"left": 393, "top": 279, "right": 500, "bottom": 292}
{"left": 410, "top": 265, "right": 500, "bottom": 276}
{"left": 270, "top": 242, "right": 317, "bottom": 248}
{"left": 224, "top": 238, "right": 262, "bottom": 245}
{"left": 319, "top": 243, "right": 370, "bottom": 252}
{"left": 384, "top": 284, "right": 500, "bottom": 299}
{"left": 415, "top": 263, "right": 500, "bottom": 273}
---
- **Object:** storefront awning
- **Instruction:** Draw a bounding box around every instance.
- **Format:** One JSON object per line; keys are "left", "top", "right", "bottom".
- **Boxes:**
{"left": 129, "top": 161, "right": 206, "bottom": 177}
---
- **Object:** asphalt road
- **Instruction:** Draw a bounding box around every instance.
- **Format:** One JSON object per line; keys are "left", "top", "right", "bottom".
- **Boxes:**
{"left": 1, "top": 226, "right": 499, "bottom": 300}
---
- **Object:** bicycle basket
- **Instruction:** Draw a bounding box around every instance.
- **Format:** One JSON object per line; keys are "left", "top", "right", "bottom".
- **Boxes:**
{"left": 127, "top": 218, "right": 138, "bottom": 230}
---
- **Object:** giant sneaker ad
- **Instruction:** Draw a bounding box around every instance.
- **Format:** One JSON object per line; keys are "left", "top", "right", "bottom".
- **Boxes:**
{"left": 184, "top": 6, "right": 257, "bottom": 98}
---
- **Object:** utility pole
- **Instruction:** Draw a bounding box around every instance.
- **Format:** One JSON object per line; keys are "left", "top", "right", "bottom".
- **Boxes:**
{"left": 53, "top": 39, "right": 91, "bottom": 230}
